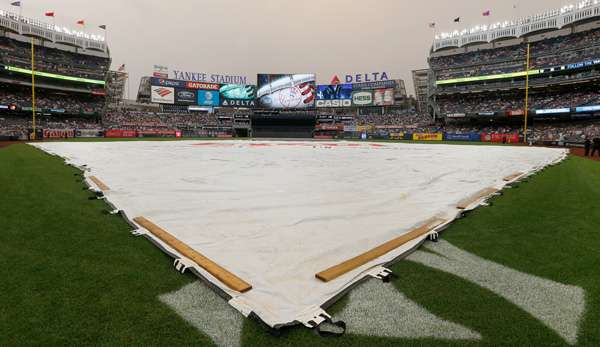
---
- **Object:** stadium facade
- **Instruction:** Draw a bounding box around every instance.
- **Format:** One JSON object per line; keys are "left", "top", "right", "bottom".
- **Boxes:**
{"left": 429, "top": 1, "right": 600, "bottom": 123}
{"left": 411, "top": 69, "right": 431, "bottom": 116}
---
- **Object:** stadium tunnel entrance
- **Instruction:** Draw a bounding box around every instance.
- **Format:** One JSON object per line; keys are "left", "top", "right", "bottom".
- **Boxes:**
{"left": 251, "top": 114, "right": 316, "bottom": 139}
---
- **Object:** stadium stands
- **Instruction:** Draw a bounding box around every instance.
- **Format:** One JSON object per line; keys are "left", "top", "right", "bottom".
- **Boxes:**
{"left": 0, "top": 37, "right": 110, "bottom": 80}
{"left": 430, "top": 29, "right": 600, "bottom": 80}
{"left": 430, "top": 5, "right": 600, "bottom": 130}
{"left": 438, "top": 87, "right": 600, "bottom": 115}
{"left": 0, "top": 84, "right": 105, "bottom": 114}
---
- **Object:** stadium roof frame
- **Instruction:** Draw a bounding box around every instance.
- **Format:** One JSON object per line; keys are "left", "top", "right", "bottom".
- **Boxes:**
{"left": 0, "top": 9, "right": 108, "bottom": 53}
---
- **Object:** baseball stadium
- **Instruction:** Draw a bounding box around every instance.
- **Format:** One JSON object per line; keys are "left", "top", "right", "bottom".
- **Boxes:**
{"left": 2, "top": 1, "right": 600, "bottom": 346}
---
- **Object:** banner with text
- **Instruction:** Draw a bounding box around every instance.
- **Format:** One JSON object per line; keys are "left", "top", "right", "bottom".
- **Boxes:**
{"left": 413, "top": 133, "right": 443, "bottom": 141}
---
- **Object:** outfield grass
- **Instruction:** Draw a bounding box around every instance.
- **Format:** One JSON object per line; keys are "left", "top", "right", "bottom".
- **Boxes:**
{"left": 1, "top": 143, "right": 599, "bottom": 346}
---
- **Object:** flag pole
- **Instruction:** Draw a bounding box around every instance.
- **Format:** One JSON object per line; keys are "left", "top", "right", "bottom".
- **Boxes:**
{"left": 31, "top": 37, "right": 36, "bottom": 140}
{"left": 524, "top": 43, "right": 531, "bottom": 144}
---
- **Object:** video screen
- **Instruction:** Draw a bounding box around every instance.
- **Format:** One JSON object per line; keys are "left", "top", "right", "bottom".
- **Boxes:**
{"left": 373, "top": 88, "right": 395, "bottom": 106}
{"left": 197, "top": 89, "right": 220, "bottom": 106}
{"left": 316, "top": 84, "right": 353, "bottom": 100}
{"left": 219, "top": 84, "right": 256, "bottom": 107}
{"left": 256, "top": 74, "right": 316, "bottom": 109}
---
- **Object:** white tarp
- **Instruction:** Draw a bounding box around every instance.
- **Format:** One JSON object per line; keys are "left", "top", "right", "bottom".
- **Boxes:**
{"left": 32, "top": 141, "right": 567, "bottom": 328}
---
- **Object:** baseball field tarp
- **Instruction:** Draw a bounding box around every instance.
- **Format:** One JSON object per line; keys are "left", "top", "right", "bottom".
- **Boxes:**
{"left": 31, "top": 141, "right": 567, "bottom": 329}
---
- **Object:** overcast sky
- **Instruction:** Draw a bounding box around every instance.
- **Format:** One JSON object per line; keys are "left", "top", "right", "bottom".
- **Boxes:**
{"left": 5, "top": 0, "right": 572, "bottom": 97}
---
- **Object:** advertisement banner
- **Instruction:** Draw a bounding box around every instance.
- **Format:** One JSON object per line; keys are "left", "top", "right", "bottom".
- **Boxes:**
{"left": 151, "top": 77, "right": 187, "bottom": 88}
{"left": 506, "top": 110, "right": 525, "bottom": 116}
{"left": 315, "top": 124, "right": 343, "bottom": 131}
{"left": 43, "top": 129, "right": 75, "bottom": 139}
{"left": 219, "top": 84, "right": 256, "bottom": 107}
{"left": 342, "top": 72, "right": 390, "bottom": 84}
{"left": 413, "top": 133, "right": 443, "bottom": 141}
{"left": 389, "top": 132, "right": 405, "bottom": 140}
{"left": 138, "top": 130, "right": 177, "bottom": 138}
{"left": 197, "top": 90, "right": 220, "bottom": 106}
{"left": 151, "top": 86, "right": 175, "bottom": 104}
{"left": 351, "top": 80, "right": 398, "bottom": 91}
{"left": 575, "top": 105, "right": 600, "bottom": 113}
{"left": 373, "top": 88, "right": 395, "bottom": 106}
{"left": 105, "top": 130, "right": 137, "bottom": 138}
{"left": 186, "top": 81, "right": 220, "bottom": 90}
{"left": 481, "top": 133, "right": 520, "bottom": 143}
{"left": 75, "top": 129, "right": 103, "bottom": 138}
{"left": 175, "top": 89, "right": 197, "bottom": 105}
{"left": 153, "top": 65, "right": 169, "bottom": 78}
{"left": 352, "top": 91, "right": 374, "bottom": 107}
{"left": 344, "top": 125, "right": 357, "bottom": 132}
{"left": 357, "top": 125, "right": 373, "bottom": 132}
{"left": 444, "top": 133, "right": 480, "bottom": 141}
{"left": 256, "top": 74, "right": 316, "bottom": 109}
{"left": 92, "top": 89, "right": 107, "bottom": 96}
{"left": 316, "top": 99, "right": 352, "bottom": 108}
{"left": 535, "top": 108, "right": 570, "bottom": 115}
{"left": 316, "top": 84, "right": 353, "bottom": 100}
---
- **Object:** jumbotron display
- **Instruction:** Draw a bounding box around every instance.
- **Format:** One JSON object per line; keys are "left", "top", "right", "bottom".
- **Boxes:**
{"left": 315, "top": 84, "right": 353, "bottom": 108}
{"left": 256, "top": 74, "right": 316, "bottom": 109}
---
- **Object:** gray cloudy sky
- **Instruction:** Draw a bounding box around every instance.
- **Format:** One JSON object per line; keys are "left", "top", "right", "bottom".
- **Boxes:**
{"left": 6, "top": 0, "right": 570, "bottom": 97}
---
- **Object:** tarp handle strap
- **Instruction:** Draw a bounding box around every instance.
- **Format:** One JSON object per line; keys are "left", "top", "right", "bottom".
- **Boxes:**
{"left": 314, "top": 315, "right": 346, "bottom": 338}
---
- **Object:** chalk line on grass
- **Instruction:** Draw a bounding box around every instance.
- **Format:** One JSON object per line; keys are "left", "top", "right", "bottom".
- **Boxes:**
{"left": 335, "top": 279, "right": 481, "bottom": 340}
{"left": 408, "top": 240, "right": 586, "bottom": 345}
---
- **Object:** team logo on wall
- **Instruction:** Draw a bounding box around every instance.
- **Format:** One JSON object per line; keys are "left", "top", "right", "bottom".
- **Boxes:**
{"left": 151, "top": 86, "right": 175, "bottom": 104}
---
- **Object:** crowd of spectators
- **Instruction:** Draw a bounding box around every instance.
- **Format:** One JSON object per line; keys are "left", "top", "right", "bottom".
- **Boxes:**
{"left": 349, "top": 113, "right": 433, "bottom": 127}
{"left": 0, "top": 37, "right": 110, "bottom": 80}
{"left": 0, "top": 86, "right": 105, "bottom": 114}
{"left": 430, "top": 28, "right": 600, "bottom": 80}
{"left": 439, "top": 88, "right": 600, "bottom": 115}
{"left": 529, "top": 121, "right": 600, "bottom": 143}
{"left": 0, "top": 115, "right": 101, "bottom": 137}
{"left": 3, "top": 109, "right": 600, "bottom": 145}
{"left": 102, "top": 111, "right": 229, "bottom": 131}
{"left": 444, "top": 120, "right": 600, "bottom": 143}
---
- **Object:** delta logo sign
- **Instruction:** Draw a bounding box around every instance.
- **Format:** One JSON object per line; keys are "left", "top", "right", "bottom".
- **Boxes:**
{"left": 330, "top": 72, "right": 390, "bottom": 84}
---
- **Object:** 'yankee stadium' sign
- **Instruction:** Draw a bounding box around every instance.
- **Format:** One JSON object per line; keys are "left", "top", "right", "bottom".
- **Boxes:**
{"left": 172, "top": 70, "right": 248, "bottom": 84}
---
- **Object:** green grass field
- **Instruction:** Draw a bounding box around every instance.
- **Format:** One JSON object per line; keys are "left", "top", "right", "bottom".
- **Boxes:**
{"left": 1, "top": 143, "right": 599, "bottom": 346}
